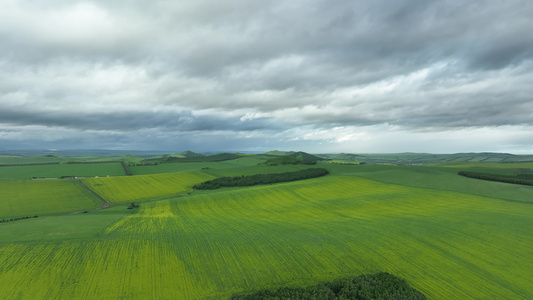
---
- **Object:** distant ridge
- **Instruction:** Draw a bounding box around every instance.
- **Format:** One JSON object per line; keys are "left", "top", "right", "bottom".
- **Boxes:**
{"left": 316, "top": 152, "right": 533, "bottom": 164}
{"left": 288, "top": 151, "right": 325, "bottom": 162}
{"left": 264, "top": 150, "right": 288, "bottom": 156}
{"left": 172, "top": 150, "right": 205, "bottom": 158}
{"left": 265, "top": 150, "right": 324, "bottom": 162}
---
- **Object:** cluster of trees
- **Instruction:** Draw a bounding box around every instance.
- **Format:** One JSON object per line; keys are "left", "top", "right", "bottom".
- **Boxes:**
{"left": 458, "top": 171, "right": 533, "bottom": 186}
{"left": 127, "top": 203, "right": 140, "bottom": 209}
{"left": 262, "top": 156, "right": 317, "bottom": 166}
{"left": 328, "top": 161, "right": 366, "bottom": 165}
{"left": 121, "top": 161, "right": 132, "bottom": 176}
{"left": 132, "top": 162, "right": 159, "bottom": 166}
{"left": 64, "top": 161, "right": 120, "bottom": 164}
{"left": 230, "top": 272, "right": 427, "bottom": 299}
{"left": 194, "top": 168, "right": 329, "bottom": 190}
{"left": 0, "top": 162, "right": 59, "bottom": 167}
{"left": 1, "top": 215, "right": 38, "bottom": 224}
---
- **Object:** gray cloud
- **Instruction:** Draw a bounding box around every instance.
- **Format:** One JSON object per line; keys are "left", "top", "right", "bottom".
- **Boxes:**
{"left": 0, "top": 107, "right": 280, "bottom": 133}
{"left": 1, "top": 0, "right": 533, "bottom": 152}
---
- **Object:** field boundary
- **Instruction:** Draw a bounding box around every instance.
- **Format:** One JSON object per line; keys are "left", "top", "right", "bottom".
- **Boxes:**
{"left": 76, "top": 179, "right": 110, "bottom": 209}
{"left": 350, "top": 172, "right": 533, "bottom": 206}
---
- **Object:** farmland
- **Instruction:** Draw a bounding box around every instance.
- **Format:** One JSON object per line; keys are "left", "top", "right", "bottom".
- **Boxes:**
{"left": 81, "top": 171, "right": 215, "bottom": 203}
{"left": 0, "top": 179, "right": 102, "bottom": 218}
{"left": 1, "top": 152, "right": 533, "bottom": 299}
{"left": 0, "top": 162, "right": 125, "bottom": 180}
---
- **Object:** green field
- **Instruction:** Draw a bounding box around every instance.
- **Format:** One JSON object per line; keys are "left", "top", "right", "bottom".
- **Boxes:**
{"left": 81, "top": 171, "right": 215, "bottom": 203}
{"left": 0, "top": 179, "right": 103, "bottom": 218}
{"left": 1, "top": 155, "right": 532, "bottom": 299}
{"left": 129, "top": 156, "right": 269, "bottom": 175}
{"left": 0, "top": 206, "right": 131, "bottom": 243}
{"left": 0, "top": 162, "right": 126, "bottom": 179}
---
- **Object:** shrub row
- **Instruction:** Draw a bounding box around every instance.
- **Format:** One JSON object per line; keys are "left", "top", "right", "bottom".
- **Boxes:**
{"left": 0, "top": 162, "right": 60, "bottom": 167}
{"left": 458, "top": 171, "right": 533, "bottom": 186}
{"left": 1, "top": 215, "right": 38, "bottom": 224}
{"left": 230, "top": 272, "right": 427, "bottom": 299}
{"left": 193, "top": 168, "right": 329, "bottom": 190}
{"left": 262, "top": 156, "right": 317, "bottom": 166}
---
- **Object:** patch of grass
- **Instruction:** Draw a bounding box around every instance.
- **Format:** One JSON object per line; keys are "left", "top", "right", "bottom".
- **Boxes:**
{"left": 81, "top": 171, "right": 215, "bottom": 203}
{"left": 0, "top": 162, "right": 125, "bottom": 179}
{"left": 0, "top": 206, "right": 131, "bottom": 243}
{"left": 342, "top": 164, "right": 533, "bottom": 204}
{"left": 0, "top": 179, "right": 102, "bottom": 218}
{"left": 129, "top": 156, "right": 268, "bottom": 175}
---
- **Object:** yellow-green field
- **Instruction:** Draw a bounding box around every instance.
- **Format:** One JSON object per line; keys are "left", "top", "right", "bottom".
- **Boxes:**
{"left": 0, "top": 179, "right": 102, "bottom": 218}
{"left": 1, "top": 169, "right": 532, "bottom": 299}
{"left": 81, "top": 171, "right": 215, "bottom": 204}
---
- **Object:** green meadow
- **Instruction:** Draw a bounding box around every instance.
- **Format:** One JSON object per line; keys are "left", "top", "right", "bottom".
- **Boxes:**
{"left": 0, "top": 179, "right": 102, "bottom": 218}
{"left": 129, "top": 155, "right": 270, "bottom": 175}
{"left": 81, "top": 171, "right": 215, "bottom": 204}
{"left": 0, "top": 162, "right": 125, "bottom": 179}
{"left": 1, "top": 153, "right": 532, "bottom": 299}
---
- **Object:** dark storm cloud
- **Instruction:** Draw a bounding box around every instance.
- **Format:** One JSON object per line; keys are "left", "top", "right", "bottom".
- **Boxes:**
{"left": 0, "top": 107, "right": 279, "bottom": 132}
{"left": 1, "top": 0, "right": 533, "bottom": 152}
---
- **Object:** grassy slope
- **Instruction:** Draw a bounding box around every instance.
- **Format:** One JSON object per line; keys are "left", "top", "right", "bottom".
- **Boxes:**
{"left": 81, "top": 171, "right": 215, "bottom": 204}
{"left": 0, "top": 162, "right": 125, "bottom": 179}
{"left": 332, "top": 164, "right": 533, "bottom": 204}
{"left": 1, "top": 168, "right": 532, "bottom": 299}
{"left": 129, "top": 156, "right": 268, "bottom": 175}
{"left": 0, "top": 179, "right": 103, "bottom": 218}
{"left": 0, "top": 206, "right": 131, "bottom": 243}
{"left": 318, "top": 153, "right": 533, "bottom": 164}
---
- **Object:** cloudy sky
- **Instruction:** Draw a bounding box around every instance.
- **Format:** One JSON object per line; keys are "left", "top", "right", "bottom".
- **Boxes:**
{"left": 1, "top": 0, "right": 533, "bottom": 153}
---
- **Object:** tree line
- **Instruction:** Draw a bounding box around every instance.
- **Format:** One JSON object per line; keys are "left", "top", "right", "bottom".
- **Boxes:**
{"left": 142, "top": 153, "right": 241, "bottom": 164}
{"left": 121, "top": 161, "right": 132, "bottom": 176}
{"left": 230, "top": 272, "right": 427, "bottom": 299}
{"left": 261, "top": 156, "right": 317, "bottom": 166}
{"left": 0, "top": 162, "right": 59, "bottom": 167}
{"left": 1, "top": 215, "right": 38, "bottom": 224}
{"left": 64, "top": 161, "right": 121, "bottom": 164}
{"left": 193, "top": 168, "right": 329, "bottom": 190}
{"left": 458, "top": 171, "right": 533, "bottom": 186}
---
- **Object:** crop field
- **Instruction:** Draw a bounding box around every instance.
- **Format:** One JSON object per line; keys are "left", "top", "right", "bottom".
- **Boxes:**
{"left": 0, "top": 153, "right": 143, "bottom": 165}
{"left": 0, "top": 162, "right": 125, "bottom": 180}
{"left": 1, "top": 166, "right": 532, "bottom": 299}
{"left": 129, "top": 156, "right": 269, "bottom": 175}
{"left": 337, "top": 164, "right": 533, "bottom": 204}
{"left": 81, "top": 171, "right": 215, "bottom": 203}
{"left": 0, "top": 179, "right": 102, "bottom": 219}
{"left": 0, "top": 206, "right": 131, "bottom": 243}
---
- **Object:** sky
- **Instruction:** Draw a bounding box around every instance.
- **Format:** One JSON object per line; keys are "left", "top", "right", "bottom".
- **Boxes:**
{"left": 1, "top": 0, "right": 533, "bottom": 154}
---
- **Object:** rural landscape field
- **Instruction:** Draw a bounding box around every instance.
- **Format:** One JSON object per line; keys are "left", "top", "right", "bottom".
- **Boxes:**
{"left": 1, "top": 150, "right": 532, "bottom": 299}
{"left": 3, "top": 0, "right": 533, "bottom": 298}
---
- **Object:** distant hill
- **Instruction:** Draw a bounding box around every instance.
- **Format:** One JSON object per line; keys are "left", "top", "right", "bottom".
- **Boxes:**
{"left": 316, "top": 152, "right": 533, "bottom": 165}
{"left": 143, "top": 153, "right": 241, "bottom": 164}
{"left": 288, "top": 151, "right": 325, "bottom": 162}
{"left": 262, "top": 156, "right": 316, "bottom": 166}
{"left": 171, "top": 150, "right": 205, "bottom": 158}
{"left": 264, "top": 150, "right": 290, "bottom": 156}
{"left": 265, "top": 151, "right": 324, "bottom": 162}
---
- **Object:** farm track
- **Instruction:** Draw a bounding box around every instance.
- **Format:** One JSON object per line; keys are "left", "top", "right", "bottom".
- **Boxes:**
{"left": 76, "top": 179, "right": 110, "bottom": 209}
